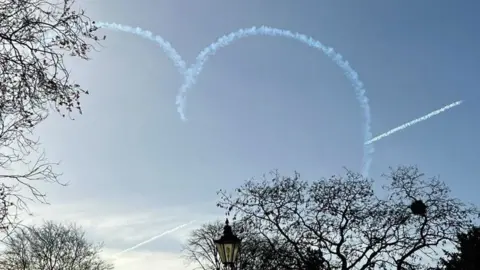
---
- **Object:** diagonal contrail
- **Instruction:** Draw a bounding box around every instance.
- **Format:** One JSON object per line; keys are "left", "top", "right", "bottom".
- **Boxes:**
{"left": 365, "top": 100, "right": 463, "bottom": 145}
{"left": 113, "top": 220, "right": 196, "bottom": 258}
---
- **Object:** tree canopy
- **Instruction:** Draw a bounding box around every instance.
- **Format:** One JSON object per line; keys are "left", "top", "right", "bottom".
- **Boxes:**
{"left": 435, "top": 226, "right": 480, "bottom": 270}
{"left": 0, "top": 0, "right": 102, "bottom": 232}
{"left": 0, "top": 221, "right": 113, "bottom": 270}
{"left": 184, "top": 166, "right": 479, "bottom": 270}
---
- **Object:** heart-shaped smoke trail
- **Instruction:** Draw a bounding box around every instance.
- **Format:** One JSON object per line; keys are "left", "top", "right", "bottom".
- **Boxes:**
{"left": 95, "top": 22, "right": 463, "bottom": 177}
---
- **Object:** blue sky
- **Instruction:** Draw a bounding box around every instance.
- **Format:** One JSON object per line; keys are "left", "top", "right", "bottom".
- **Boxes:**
{"left": 28, "top": 0, "right": 480, "bottom": 269}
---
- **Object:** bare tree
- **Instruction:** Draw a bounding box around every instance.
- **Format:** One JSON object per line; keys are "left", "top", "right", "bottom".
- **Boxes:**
{"left": 0, "top": 0, "right": 103, "bottom": 232}
{"left": 183, "top": 219, "right": 313, "bottom": 270}
{"left": 182, "top": 221, "right": 223, "bottom": 270}
{"left": 187, "top": 166, "right": 479, "bottom": 270}
{"left": 0, "top": 221, "right": 113, "bottom": 270}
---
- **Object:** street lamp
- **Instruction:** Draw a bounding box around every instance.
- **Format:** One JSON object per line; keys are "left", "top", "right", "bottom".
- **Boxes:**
{"left": 214, "top": 219, "right": 241, "bottom": 269}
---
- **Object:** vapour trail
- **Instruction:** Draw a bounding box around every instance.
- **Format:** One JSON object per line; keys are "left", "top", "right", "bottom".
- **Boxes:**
{"left": 112, "top": 220, "right": 195, "bottom": 258}
{"left": 95, "top": 22, "right": 374, "bottom": 175}
{"left": 95, "top": 22, "right": 187, "bottom": 74}
{"left": 365, "top": 100, "right": 463, "bottom": 145}
{"left": 95, "top": 23, "right": 461, "bottom": 177}
{"left": 175, "top": 26, "right": 374, "bottom": 176}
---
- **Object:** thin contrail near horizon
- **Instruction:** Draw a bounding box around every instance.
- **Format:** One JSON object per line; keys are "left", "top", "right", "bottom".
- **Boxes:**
{"left": 113, "top": 220, "right": 196, "bottom": 258}
{"left": 365, "top": 100, "right": 463, "bottom": 145}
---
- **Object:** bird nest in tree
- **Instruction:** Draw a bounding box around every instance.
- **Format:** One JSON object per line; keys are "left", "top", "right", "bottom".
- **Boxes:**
{"left": 410, "top": 200, "right": 427, "bottom": 216}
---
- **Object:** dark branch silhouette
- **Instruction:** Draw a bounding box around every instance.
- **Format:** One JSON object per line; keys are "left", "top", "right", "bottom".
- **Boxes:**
{"left": 182, "top": 166, "right": 480, "bottom": 270}
{"left": 0, "top": 0, "right": 103, "bottom": 234}
{"left": 0, "top": 221, "right": 113, "bottom": 270}
{"left": 434, "top": 226, "right": 480, "bottom": 270}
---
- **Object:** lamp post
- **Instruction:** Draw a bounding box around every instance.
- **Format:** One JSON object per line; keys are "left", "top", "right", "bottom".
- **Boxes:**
{"left": 214, "top": 219, "right": 242, "bottom": 270}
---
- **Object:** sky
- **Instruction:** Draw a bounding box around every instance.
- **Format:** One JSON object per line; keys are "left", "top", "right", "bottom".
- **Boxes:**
{"left": 18, "top": 0, "right": 480, "bottom": 269}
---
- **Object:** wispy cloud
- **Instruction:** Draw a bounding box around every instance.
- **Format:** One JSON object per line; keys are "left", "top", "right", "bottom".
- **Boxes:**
{"left": 103, "top": 249, "right": 191, "bottom": 270}
{"left": 16, "top": 199, "right": 220, "bottom": 269}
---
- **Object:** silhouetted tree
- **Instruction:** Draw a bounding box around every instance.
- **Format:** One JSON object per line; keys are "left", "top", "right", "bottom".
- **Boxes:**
{"left": 435, "top": 226, "right": 480, "bottom": 270}
{"left": 183, "top": 219, "right": 325, "bottom": 270}
{"left": 0, "top": 0, "right": 103, "bottom": 233}
{"left": 197, "top": 166, "right": 477, "bottom": 270}
{"left": 0, "top": 221, "right": 113, "bottom": 270}
{"left": 182, "top": 221, "right": 223, "bottom": 270}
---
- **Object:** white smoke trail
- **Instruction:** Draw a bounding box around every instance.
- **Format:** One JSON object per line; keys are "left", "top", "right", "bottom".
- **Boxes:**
{"left": 96, "top": 22, "right": 461, "bottom": 177}
{"left": 365, "top": 100, "right": 463, "bottom": 145}
{"left": 96, "top": 22, "right": 375, "bottom": 176}
{"left": 113, "top": 220, "right": 196, "bottom": 258}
